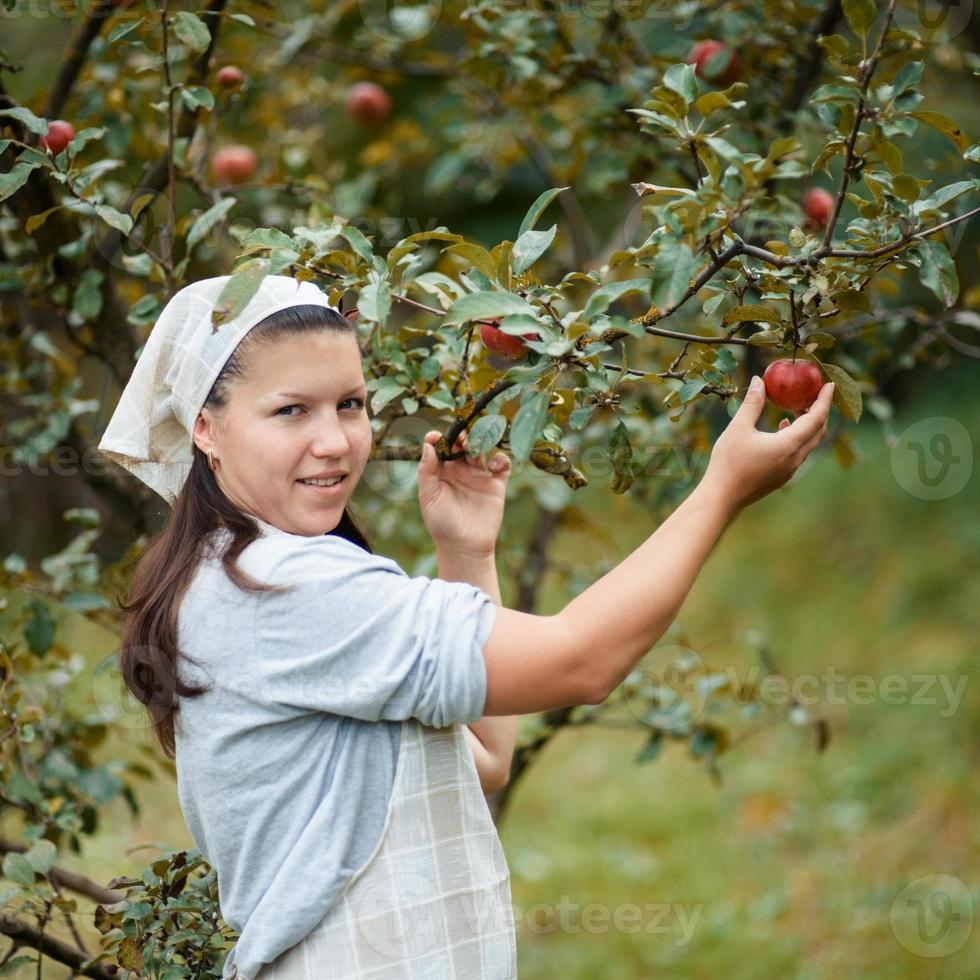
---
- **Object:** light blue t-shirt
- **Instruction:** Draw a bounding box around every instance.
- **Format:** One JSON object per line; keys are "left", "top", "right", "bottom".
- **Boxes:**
{"left": 173, "top": 518, "right": 497, "bottom": 980}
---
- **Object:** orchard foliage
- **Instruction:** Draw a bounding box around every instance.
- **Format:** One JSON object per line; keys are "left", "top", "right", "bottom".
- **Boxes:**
{"left": 0, "top": 0, "right": 978, "bottom": 974}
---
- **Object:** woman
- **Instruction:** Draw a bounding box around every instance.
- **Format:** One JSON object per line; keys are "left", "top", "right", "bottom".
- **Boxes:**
{"left": 100, "top": 274, "right": 833, "bottom": 980}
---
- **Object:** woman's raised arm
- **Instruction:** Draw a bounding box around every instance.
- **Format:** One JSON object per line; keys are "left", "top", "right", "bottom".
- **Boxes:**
{"left": 480, "top": 377, "right": 834, "bottom": 715}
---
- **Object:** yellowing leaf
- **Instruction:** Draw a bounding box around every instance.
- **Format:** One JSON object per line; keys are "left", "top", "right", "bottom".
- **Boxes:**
{"left": 910, "top": 111, "right": 971, "bottom": 152}
{"left": 722, "top": 304, "right": 783, "bottom": 326}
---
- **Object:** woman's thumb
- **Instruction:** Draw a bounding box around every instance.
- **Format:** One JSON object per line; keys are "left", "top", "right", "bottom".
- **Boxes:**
{"left": 737, "top": 376, "right": 766, "bottom": 423}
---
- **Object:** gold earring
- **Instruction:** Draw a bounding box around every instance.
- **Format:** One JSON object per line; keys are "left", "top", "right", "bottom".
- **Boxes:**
{"left": 208, "top": 448, "right": 217, "bottom": 471}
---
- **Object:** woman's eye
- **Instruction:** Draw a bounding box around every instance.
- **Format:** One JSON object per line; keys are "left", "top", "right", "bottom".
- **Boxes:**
{"left": 277, "top": 399, "right": 364, "bottom": 416}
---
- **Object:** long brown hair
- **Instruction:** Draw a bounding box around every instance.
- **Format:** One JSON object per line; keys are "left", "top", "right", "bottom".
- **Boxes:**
{"left": 116, "top": 303, "right": 373, "bottom": 759}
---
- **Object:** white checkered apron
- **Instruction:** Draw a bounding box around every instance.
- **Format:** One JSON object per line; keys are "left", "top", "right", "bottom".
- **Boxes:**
{"left": 253, "top": 719, "right": 516, "bottom": 979}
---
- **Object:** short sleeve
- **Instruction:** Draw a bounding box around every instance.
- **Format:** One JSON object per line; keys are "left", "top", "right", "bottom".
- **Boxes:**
{"left": 252, "top": 535, "right": 496, "bottom": 727}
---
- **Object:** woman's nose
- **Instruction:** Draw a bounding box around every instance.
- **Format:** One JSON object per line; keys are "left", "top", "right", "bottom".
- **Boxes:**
{"left": 309, "top": 413, "right": 352, "bottom": 457}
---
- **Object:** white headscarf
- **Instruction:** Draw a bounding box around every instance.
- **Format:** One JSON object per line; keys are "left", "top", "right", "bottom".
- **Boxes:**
{"left": 97, "top": 274, "right": 341, "bottom": 505}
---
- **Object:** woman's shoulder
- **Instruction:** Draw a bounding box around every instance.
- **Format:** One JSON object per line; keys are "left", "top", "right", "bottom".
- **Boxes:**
{"left": 238, "top": 527, "right": 406, "bottom": 585}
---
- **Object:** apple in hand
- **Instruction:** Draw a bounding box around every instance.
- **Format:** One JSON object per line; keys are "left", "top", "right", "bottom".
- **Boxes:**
{"left": 40, "top": 120, "right": 76, "bottom": 155}
{"left": 210, "top": 145, "right": 257, "bottom": 184}
{"left": 763, "top": 358, "right": 825, "bottom": 412}
{"left": 216, "top": 65, "right": 246, "bottom": 88}
{"left": 479, "top": 318, "right": 538, "bottom": 358}
{"left": 802, "top": 187, "right": 834, "bottom": 230}
{"left": 345, "top": 82, "right": 392, "bottom": 126}
{"left": 687, "top": 40, "right": 741, "bottom": 87}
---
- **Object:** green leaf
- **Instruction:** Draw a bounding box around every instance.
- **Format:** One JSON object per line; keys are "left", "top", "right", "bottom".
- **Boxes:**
{"left": 172, "top": 11, "right": 211, "bottom": 52}
{"left": 569, "top": 405, "right": 594, "bottom": 430}
{"left": 369, "top": 377, "right": 404, "bottom": 412}
{"left": 914, "top": 179, "right": 979, "bottom": 216}
{"left": 842, "top": 0, "right": 876, "bottom": 36}
{"left": 359, "top": 277, "right": 392, "bottom": 325}
{"left": 663, "top": 63, "right": 697, "bottom": 104}
{"left": 468, "top": 414, "right": 507, "bottom": 455}
{"left": 25, "top": 204, "right": 65, "bottom": 235}
{"left": 649, "top": 242, "right": 695, "bottom": 309}
{"left": 0, "top": 106, "right": 48, "bottom": 135}
{"left": 722, "top": 304, "right": 783, "bottom": 326}
{"left": 892, "top": 61, "right": 923, "bottom": 96}
{"left": 679, "top": 379, "right": 708, "bottom": 404}
{"left": 107, "top": 18, "right": 144, "bottom": 45}
{"left": 909, "top": 111, "right": 971, "bottom": 152}
{"left": 24, "top": 598, "right": 56, "bottom": 657}
{"left": 512, "top": 225, "right": 557, "bottom": 275}
{"left": 582, "top": 278, "right": 651, "bottom": 322}
{"left": 891, "top": 173, "right": 920, "bottom": 203}
{"left": 211, "top": 257, "right": 270, "bottom": 327}
{"left": 444, "top": 242, "right": 498, "bottom": 281}
{"left": 517, "top": 186, "right": 569, "bottom": 239}
{"left": 715, "top": 348, "right": 737, "bottom": 375}
{"left": 442, "top": 290, "right": 538, "bottom": 327}
{"left": 509, "top": 389, "right": 549, "bottom": 464}
{"left": 2, "top": 852, "right": 36, "bottom": 887}
{"left": 241, "top": 227, "right": 294, "bottom": 251}
{"left": 25, "top": 840, "right": 56, "bottom": 875}
{"left": 0, "top": 161, "right": 39, "bottom": 203}
{"left": 816, "top": 360, "right": 863, "bottom": 422}
{"left": 694, "top": 90, "right": 732, "bottom": 116}
{"left": 186, "top": 197, "right": 236, "bottom": 250}
{"left": 634, "top": 732, "right": 664, "bottom": 764}
{"left": 334, "top": 224, "right": 377, "bottom": 265}
{"left": 95, "top": 205, "right": 133, "bottom": 236}
{"left": 831, "top": 289, "right": 871, "bottom": 313}
{"left": 72, "top": 268, "right": 104, "bottom": 322}
{"left": 608, "top": 419, "right": 634, "bottom": 494}
{"left": 180, "top": 85, "right": 215, "bottom": 113}
{"left": 916, "top": 240, "right": 959, "bottom": 308}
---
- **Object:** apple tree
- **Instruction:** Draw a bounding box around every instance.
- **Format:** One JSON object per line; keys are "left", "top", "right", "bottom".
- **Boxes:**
{"left": 0, "top": 0, "right": 978, "bottom": 974}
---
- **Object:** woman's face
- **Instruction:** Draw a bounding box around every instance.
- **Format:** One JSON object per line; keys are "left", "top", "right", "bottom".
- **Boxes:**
{"left": 193, "top": 331, "right": 372, "bottom": 537}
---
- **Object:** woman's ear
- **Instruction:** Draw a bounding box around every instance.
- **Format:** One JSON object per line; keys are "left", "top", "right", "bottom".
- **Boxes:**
{"left": 192, "top": 409, "right": 216, "bottom": 455}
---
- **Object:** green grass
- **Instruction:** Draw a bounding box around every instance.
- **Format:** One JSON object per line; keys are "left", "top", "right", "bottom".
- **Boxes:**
{"left": 10, "top": 366, "right": 979, "bottom": 978}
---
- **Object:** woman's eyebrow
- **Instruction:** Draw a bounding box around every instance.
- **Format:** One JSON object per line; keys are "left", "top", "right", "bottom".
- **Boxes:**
{"left": 271, "top": 383, "right": 367, "bottom": 400}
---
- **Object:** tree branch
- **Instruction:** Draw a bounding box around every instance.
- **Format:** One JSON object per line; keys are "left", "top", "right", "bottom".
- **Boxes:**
{"left": 815, "top": 0, "right": 899, "bottom": 256}
{"left": 43, "top": 0, "right": 116, "bottom": 121}
{"left": 0, "top": 914, "right": 122, "bottom": 980}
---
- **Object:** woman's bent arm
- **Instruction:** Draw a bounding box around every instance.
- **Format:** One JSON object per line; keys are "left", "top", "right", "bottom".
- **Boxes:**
{"left": 480, "top": 478, "right": 737, "bottom": 715}
{"left": 480, "top": 378, "right": 833, "bottom": 716}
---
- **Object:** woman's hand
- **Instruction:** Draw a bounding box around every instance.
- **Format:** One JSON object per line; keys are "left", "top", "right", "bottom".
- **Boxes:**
{"left": 417, "top": 428, "right": 512, "bottom": 557}
{"left": 703, "top": 375, "right": 835, "bottom": 514}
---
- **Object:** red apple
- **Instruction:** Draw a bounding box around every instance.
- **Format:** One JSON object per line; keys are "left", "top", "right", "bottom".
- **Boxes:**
{"left": 40, "top": 119, "right": 76, "bottom": 155}
{"left": 687, "top": 40, "right": 741, "bottom": 87}
{"left": 802, "top": 187, "right": 835, "bottom": 230}
{"left": 345, "top": 82, "right": 392, "bottom": 126}
{"left": 479, "top": 318, "right": 538, "bottom": 358}
{"left": 210, "top": 145, "right": 257, "bottom": 185}
{"left": 216, "top": 65, "right": 245, "bottom": 88}
{"left": 763, "top": 358, "right": 824, "bottom": 412}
